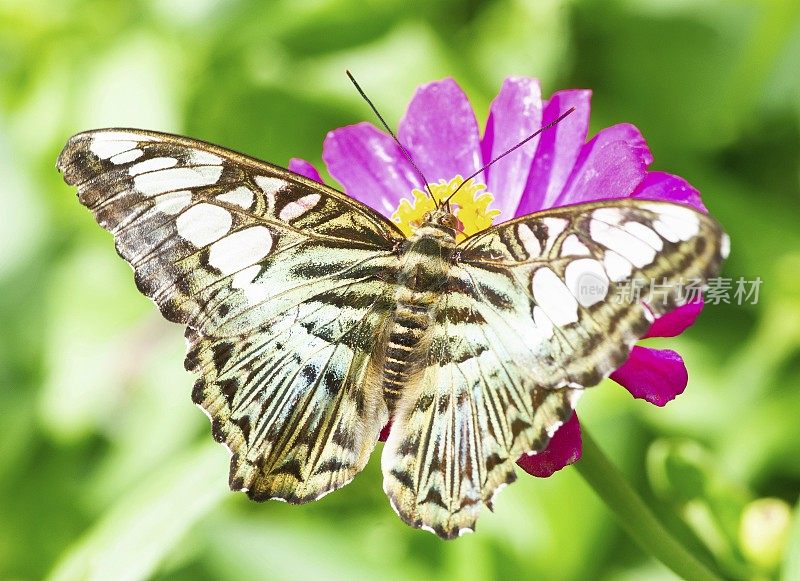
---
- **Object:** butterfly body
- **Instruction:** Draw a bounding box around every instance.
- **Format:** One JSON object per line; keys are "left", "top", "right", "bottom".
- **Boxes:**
{"left": 58, "top": 128, "right": 728, "bottom": 539}
{"left": 384, "top": 209, "right": 458, "bottom": 409}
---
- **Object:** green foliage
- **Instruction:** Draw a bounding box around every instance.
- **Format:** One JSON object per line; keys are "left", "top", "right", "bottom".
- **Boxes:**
{"left": 1, "top": 0, "right": 798, "bottom": 578}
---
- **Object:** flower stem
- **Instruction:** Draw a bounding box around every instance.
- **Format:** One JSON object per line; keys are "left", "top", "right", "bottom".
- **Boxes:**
{"left": 575, "top": 430, "right": 723, "bottom": 581}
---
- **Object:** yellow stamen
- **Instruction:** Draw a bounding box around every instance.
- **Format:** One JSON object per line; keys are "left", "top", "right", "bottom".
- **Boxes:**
{"left": 391, "top": 176, "right": 500, "bottom": 240}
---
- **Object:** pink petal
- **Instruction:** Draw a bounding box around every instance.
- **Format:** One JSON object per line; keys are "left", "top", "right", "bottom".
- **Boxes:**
{"left": 398, "top": 78, "right": 484, "bottom": 185}
{"left": 288, "top": 157, "right": 324, "bottom": 184}
{"left": 610, "top": 346, "right": 687, "bottom": 406}
{"left": 645, "top": 299, "right": 704, "bottom": 338}
{"left": 480, "top": 77, "right": 543, "bottom": 220}
{"left": 516, "top": 89, "right": 592, "bottom": 215}
{"left": 630, "top": 171, "right": 707, "bottom": 213}
{"left": 517, "top": 413, "right": 582, "bottom": 478}
{"left": 323, "top": 122, "right": 423, "bottom": 216}
{"left": 555, "top": 123, "right": 654, "bottom": 207}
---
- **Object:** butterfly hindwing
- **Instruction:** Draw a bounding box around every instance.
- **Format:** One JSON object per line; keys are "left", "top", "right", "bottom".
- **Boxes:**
{"left": 185, "top": 296, "right": 390, "bottom": 502}
{"left": 58, "top": 128, "right": 403, "bottom": 502}
{"left": 382, "top": 288, "right": 580, "bottom": 537}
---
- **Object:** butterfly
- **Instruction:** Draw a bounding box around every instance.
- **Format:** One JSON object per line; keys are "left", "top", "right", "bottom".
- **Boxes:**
{"left": 57, "top": 128, "right": 728, "bottom": 539}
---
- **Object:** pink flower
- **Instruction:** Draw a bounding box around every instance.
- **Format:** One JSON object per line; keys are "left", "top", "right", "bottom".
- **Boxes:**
{"left": 290, "top": 77, "right": 707, "bottom": 478}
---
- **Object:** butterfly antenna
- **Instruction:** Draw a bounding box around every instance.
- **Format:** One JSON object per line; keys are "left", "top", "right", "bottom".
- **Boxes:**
{"left": 443, "top": 106, "right": 576, "bottom": 206}
{"left": 346, "top": 70, "right": 435, "bottom": 200}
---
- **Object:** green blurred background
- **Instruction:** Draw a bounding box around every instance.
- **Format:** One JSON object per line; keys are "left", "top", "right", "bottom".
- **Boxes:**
{"left": 1, "top": 0, "right": 799, "bottom": 579}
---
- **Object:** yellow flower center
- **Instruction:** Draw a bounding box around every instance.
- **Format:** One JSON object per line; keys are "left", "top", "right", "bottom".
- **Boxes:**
{"left": 391, "top": 176, "right": 500, "bottom": 240}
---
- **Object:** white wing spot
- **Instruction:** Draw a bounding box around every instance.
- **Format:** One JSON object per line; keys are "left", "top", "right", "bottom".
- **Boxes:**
{"left": 153, "top": 190, "right": 191, "bottom": 215}
{"left": 592, "top": 207, "right": 624, "bottom": 225}
{"left": 176, "top": 203, "right": 232, "bottom": 247}
{"left": 279, "top": 194, "right": 321, "bottom": 222}
{"left": 644, "top": 203, "right": 700, "bottom": 242}
{"left": 216, "top": 186, "right": 254, "bottom": 209}
{"left": 189, "top": 150, "right": 223, "bottom": 165}
{"left": 208, "top": 226, "right": 273, "bottom": 275}
{"left": 652, "top": 220, "right": 679, "bottom": 243}
{"left": 129, "top": 156, "right": 178, "bottom": 176}
{"left": 542, "top": 217, "right": 569, "bottom": 252}
{"left": 255, "top": 176, "right": 284, "bottom": 214}
{"left": 623, "top": 221, "right": 663, "bottom": 250}
{"left": 517, "top": 224, "right": 541, "bottom": 257}
{"left": 590, "top": 217, "right": 656, "bottom": 268}
{"left": 565, "top": 259, "right": 609, "bottom": 307}
{"left": 90, "top": 140, "right": 136, "bottom": 159}
{"left": 720, "top": 233, "right": 730, "bottom": 259}
{"left": 109, "top": 148, "right": 143, "bottom": 164}
{"left": 561, "top": 234, "right": 591, "bottom": 256}
{"left": 603, "top": 250, "right": 633, "bottom": 282}
{"left": 134, "top": 166, "right": 223, "bottom": 197}
{"left": 255, "top": 176, "right": 285, "bottom": 195}
{"left": 88, "top": 131, "right": 155, "bottom": 158}
{"left": 531, "top": 267, "right": 579, "bottom": 326}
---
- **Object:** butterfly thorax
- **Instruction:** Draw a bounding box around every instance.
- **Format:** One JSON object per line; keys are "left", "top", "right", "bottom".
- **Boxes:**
{"left": 383, "top": 209, "right": 457, "bottom": 410}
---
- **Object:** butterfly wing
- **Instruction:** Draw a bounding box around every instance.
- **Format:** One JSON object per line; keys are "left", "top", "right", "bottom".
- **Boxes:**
{"left": 58, "top": 129, "right": 403, "bottom": 502}
{"left": 457, "top": 199, "right": 727, "bottom": 389}
{"left": 381, "top": 305, "right": 579, "bottom": 538}
{"left": 382, "top": 199, "right": 727, "bottom": 537}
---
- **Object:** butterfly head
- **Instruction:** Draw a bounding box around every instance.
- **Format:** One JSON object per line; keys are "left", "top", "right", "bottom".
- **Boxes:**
{"left": 411, "top": 207, "right": 463, "bottom": 240}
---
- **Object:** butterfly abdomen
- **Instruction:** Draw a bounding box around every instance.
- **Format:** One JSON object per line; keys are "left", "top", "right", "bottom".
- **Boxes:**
{"left": 383, "top": 300, "right": 432, "bottom": 408}
{"left": 383, "top": 232, "right": 454, "bottom": 409}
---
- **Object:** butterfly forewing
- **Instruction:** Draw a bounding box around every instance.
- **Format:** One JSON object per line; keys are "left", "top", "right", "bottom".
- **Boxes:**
{"left": 458, "top": 199, "right": 727, "bottom": 388}
{"left": 58, "top": 129, "right": 403, "bottom": 332}
{"left": 58, "top": 128, "right": 403, "bottom": 502}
